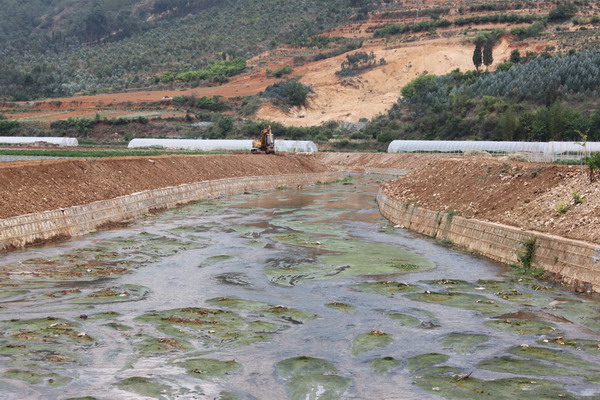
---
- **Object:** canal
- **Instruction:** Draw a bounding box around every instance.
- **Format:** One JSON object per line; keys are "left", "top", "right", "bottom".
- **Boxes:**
{"left": 1, "top": 175, "right": 599, "bottom": 400}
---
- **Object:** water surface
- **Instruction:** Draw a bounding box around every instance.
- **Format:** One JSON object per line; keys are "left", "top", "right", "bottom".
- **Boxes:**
{"left": 1, "top": 175, "right": 599, "bottom": 400}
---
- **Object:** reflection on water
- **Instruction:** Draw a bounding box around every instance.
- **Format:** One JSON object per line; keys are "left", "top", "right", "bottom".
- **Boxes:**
{"left": 0, "top": 175, "right": 599, "bottom": 400}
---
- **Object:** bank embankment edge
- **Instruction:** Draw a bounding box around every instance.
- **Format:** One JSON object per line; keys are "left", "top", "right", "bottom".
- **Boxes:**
{"left": 0, "top": 172, "right": 342, "bottom": 251}
{"left": 377, "top": 189, "right": 600, "bottom": 292}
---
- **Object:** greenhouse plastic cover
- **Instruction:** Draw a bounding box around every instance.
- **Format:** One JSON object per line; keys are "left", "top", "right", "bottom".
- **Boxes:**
{"left": 128, "top": 139, "right": 318, "bottom": 153}
{"left": 0, "top": 137, "right": 78, "bottom": 146}
{"left": 387, "top": 140, "right": 600, "bottom": 161}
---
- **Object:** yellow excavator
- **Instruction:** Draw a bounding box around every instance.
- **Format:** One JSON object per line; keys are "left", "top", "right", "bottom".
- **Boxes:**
{"left": 251, "top": 125, "right": 275, "bottom": 154}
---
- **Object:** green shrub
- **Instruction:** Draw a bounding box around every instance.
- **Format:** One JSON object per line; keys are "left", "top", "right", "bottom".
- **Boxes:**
{"left": 401, "top": 74, "right": 437, "bottom": 99}
{"left": 555, "top": 201, "right": 570, "bottom": 215}
{"left": 272, "top": 65, "right": 293, "bottom": 78}
{"left": 572, "top": 192, "right": 585, "bottom": 204}
{"left": 0, "top": 118, "right": 21, "bottom": 135}
{"left": 548, "top": 3, "right": 578, "bottom": 22}
{"left": 260, "top": 79, "right": 312, "bottom": 107}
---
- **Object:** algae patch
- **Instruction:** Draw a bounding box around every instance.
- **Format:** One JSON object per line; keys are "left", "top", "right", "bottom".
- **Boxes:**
{"left": 415, "top": 376, "right": 581, "bottom": 400}
{"left": 135, "top": 307, "right": 279, "bottom": 348}
{"left": 407, "top": 353, "right": 449, "bottom": 372}
{"left": 276, "top": 356, "right": 350, "bottom": 400}
{"left": 177, "top": 358, "right": 241, "bottom": 381}
{"left": 268, "top": 234, "right": 433, "bottom": 286}
{"left": 115, "top": 376, "right": 173, "bottom": 398}
{"left": 439, "top": 333, "right": 489, "bottom": 354}
{"left": 206, "top": 297, "right": 317, "bottom": 324}
{"left": 325, "top": 301, "right": 356, "bottom": 314}
{"left": 351, "top": 330, "right": 393, "bottom": 356}
{"left": 3, "top": 369, "right": 71, "bottom": 387}
{"left": 406, "top": 292, "right": 514, "bottom": 314}
{"left": 485, "top": 318, "right": 558, "bottom": 335}
{"left": 352, "top": 281, "right": 419, "bottom": 297}
{"left": 371, "top": 356, "right": 402, "bottom": 374}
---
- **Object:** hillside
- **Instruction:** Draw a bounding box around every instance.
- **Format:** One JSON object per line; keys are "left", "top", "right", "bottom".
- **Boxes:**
{"left": 1, "top": 0, "right": 600, "bottom": 149}
{"left": 0, "top": 0, "right": 378, "bottom": 100}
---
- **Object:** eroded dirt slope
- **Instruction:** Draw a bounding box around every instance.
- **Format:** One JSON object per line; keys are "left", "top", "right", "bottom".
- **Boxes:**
{"left": 0, "top": 154, "right": 329, "bottom": 219}
{"left": 256, "top": 38, "right": 513, "bottom": 126}
{"left": 377, "top": 155, "right": 598, "bottom": 244}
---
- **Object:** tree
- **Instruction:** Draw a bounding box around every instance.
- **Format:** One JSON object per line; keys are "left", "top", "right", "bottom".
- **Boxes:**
{"left": 509, "top": 49, "right": 521, "bottom": 63}
{"left": 84, "top": 7, "right": 109, "bottom": 43}
{"left": 548, "top": 3, "right": 578, "bottom": 22}
{"left": 483, "top": 40, "right": 494, "bottom": 71}
{"left": 472, "top": 42, "right": 483, "bottom": 73}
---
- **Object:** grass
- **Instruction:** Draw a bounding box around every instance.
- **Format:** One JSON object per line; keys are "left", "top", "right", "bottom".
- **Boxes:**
{"left": 555, "top": 200, "right": 570, "bottom": 215}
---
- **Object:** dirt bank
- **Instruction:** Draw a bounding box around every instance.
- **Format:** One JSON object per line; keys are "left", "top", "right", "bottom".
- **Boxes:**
{"left": 316, "top": 153, "right": 600, "bottom": 244}
{"left": 0, "top": 154, "right": 330, "bottom": 219}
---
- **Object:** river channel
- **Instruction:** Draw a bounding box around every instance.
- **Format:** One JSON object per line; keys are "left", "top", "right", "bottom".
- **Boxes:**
{"left": 1, "top": 175, "right": 599, "bottom": 400}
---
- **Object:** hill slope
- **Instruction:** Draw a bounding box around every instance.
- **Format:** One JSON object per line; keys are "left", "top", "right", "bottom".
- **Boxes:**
{"left": 0, "top": 0, "right": 377, "bottom": 100}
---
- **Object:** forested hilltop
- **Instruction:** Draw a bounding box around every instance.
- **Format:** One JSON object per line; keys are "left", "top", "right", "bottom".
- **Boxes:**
{"left": 0, "top": 0, "right": 377, "bottom": 100}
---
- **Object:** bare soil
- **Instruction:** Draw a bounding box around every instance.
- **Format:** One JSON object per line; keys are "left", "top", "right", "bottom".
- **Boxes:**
{"left": 316, "top": 153, "right": 600, "bottom": 245}
{"left": 0, "top": 154, "right": 329, "bottom": 219}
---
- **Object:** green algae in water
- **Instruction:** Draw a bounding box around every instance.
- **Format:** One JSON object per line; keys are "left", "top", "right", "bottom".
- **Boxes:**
{"left": 547, "top": 299, "right": 600, "bottom": 333}
{"left": 115, "top": 376, "right": 172, "bottom": 398}
{"left": 477, "top": 356, "right": 595, "bottom": 381}
{"left": 352, "top": 281, "right": 420, "bottom": 297}
{"left": 484, "top": 318, "right": 558, "bottom": 335}
{"left": 104, "top": 322, "right": 132, "bottom": 331}
{"left": 325, "top": 302, "right": 356, "bottom": 314}
{"left": 538, "top": 337, "right": 600, "bottom": 356}
{"left": 215, "top": 272, "right": 252, "bottom": 287}
{"left": 417, "top": 366, "right": 462, "bottom": 376}
{"left": 217, "top": 392, "right": 240, "bottom": 400}
{"left": 371, "top": 357, "right": 402, "bottom": 375}
{"left": 1, "top": 317, "right": 96, "bottom": 347}
{"left": 135, "top": 307, "right": 279, "bottom": 348}
{"left": 268, "top": 234, "right": 433, "bottom": 286}
{"left": 202, "top": 255, "right": 233, "bottom": 265}
{"left": 70, "top": 284, "right": 149, "bottom": 304}
{"left": 508, "top": 345, "right": 600, "bottom": 377}
{"left": 276, "top": 356, "right": 350, "bottom": 400}
{"left": 177, "top": 358, "right": 241, "bottom": 381}
{"left": 407, "top": 353, "right": 449, "bottom": 372}
{"left": 206, "top": 297, "right": 317, "bottom": 323}
{"left": 0, "top": 289, "right": 28, "bottom": 300}
{"left": 88, "top": 311, "right": 121, "bottom": 320}
{"left": 386, "top": 313, "right": 421, "bottom": 327}
{"left": 439, "top": 333, "right": 489, "bottom": 354}
{"left": 415, "top": 375, "right": 581, "bottom": 400}
{"left": 135, "top": 336, "right": 193, "bottom": 355}
{"left": 406, "top": 292, "right": 515, "bottom": 314}
{"left": 270, "top": 213, "right": 349, "bottom": 236}
{"left": 351, "top": 331, "right": 393, "bottom": 356}
{"left": 424, "top": 279, "right": 565, "bottom": 308}
{"left": 3, "top": 369, "right": 71, "bottom": 387}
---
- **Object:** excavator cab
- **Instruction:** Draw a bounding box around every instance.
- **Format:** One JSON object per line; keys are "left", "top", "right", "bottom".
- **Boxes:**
{"left": 251, "top": 125, "right": 275, "bottom": 154}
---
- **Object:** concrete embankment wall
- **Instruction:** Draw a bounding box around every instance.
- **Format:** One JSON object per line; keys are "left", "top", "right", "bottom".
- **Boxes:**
{"left": 377, "top": 189, "right": 600, "bottom": 292}
{"left": 0, "top": 172, "right": 342, "bottom": 251}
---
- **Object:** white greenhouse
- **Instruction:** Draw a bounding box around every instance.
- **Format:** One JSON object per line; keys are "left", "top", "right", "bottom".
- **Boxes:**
{"left": 387, "top": 140, "right": 600, "bottom": 162}
{"left": 127, "top": 139, "right": 318, "bottom": 153}
{"left": 0, "top": 137, "right": 78, "bottom": 147}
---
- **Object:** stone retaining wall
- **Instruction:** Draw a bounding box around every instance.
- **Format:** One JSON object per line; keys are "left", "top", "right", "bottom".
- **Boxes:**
{"left": 0, "top": 172, "right": 342, "bottom": 251}
{"left": 377, "top": 189, "right": 600, "bottom": 292}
